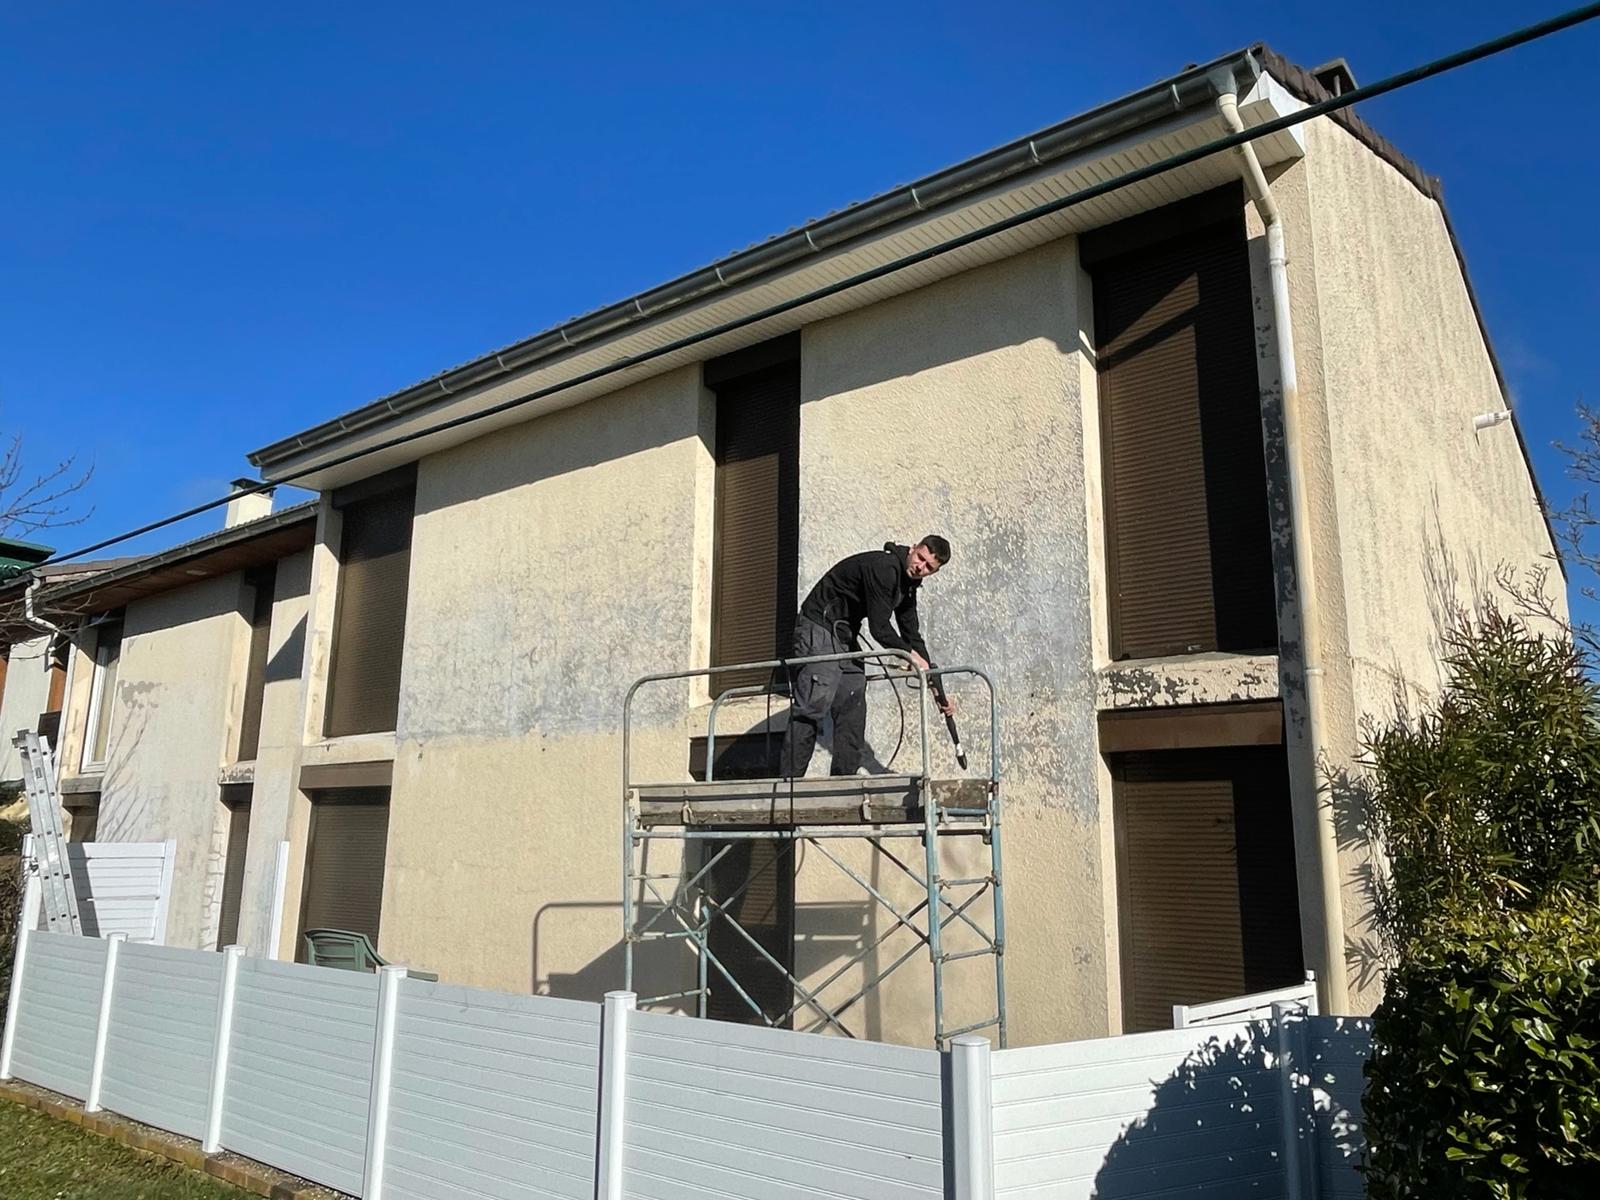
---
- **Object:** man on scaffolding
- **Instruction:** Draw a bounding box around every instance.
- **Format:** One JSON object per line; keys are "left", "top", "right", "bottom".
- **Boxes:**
{"left": 780, "top": 536, "right": 954, "bottom": 777}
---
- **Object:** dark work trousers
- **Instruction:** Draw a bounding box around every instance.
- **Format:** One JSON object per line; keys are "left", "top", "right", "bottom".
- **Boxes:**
{"left": 780, "top": 617, "right": 868, "bottom": 778}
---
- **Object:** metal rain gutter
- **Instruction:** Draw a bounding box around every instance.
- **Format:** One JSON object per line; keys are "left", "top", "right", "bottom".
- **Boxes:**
{"left": 248, "top": 47, "right": 1264, "bottom": 471}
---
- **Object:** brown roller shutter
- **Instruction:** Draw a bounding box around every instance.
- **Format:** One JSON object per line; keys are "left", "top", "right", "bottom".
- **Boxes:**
{"left": 215, "top": 786, "right": 251, "bottom": 948}
{"left": 1113, "top": 746, "right": 1302, "bottom": 1032}
{"left": 41, "top": 641, "right": 67, "bottom": 750}
{"left": 325, "top": 477, "right": 415, "bottom": 737}
{"left": 709, "top": 342, "right": 800, "bottom": 696}
{"left": 705, "top": 837, "right": 794, "bottom": 1026}
{"left": 297, "top": 788, "right": 390, "bottom": 956}
{"left": 236, "top": 568, "right": 276, "bottom": 761}
{"left": 1091, "top": 192, "right": 1276, "bottom": 660}
{"left": 67, "top": 798, "right": 98, "bottom": 844}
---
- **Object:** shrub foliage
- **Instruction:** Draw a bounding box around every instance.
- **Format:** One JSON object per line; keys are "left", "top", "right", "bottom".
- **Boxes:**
{"left": 1361, "top": 609, "right": 1600, "bottom": 1197}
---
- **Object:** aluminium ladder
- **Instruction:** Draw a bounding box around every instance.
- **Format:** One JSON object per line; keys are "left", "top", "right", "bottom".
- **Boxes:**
{"left": 621, "top": 649, "right": 1008, "bottom": 1049}
{"left": 13, "top": 729, "right": 83, "bottom": 935}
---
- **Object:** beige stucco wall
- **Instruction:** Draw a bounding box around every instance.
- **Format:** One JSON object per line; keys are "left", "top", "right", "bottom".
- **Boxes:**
{"left": 1283, "top": 116, "right": 1564, "bottom": 1006}
{"left": 794, "top": 241, "right": 1103, "bottom": 1046}
{"left": 83, "top": 575, "right": 252, "bottom": 949}
{"left": 233, "top": 549, "right": 313, "bottom": 959}
{"left": 1302, "top": 116, "right": 1562, "bottom": 710}
{"left": 373, "top": 239, "right": 1108, "bottom": 1048}
{"left": 380, "top": 366, "right": 707, "bottom": 999}
{"left": 0, "top": 634, "right": 53, "bottom": 783}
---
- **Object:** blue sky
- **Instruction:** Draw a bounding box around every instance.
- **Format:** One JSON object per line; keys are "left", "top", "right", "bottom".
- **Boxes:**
{"left": 2, "top": 3, "right": 1597, "bottom": 617}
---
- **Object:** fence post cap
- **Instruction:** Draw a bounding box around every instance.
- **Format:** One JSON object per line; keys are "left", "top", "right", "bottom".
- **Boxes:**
{"left": 603, "top": 990, "right": 637, "bottom": 1008}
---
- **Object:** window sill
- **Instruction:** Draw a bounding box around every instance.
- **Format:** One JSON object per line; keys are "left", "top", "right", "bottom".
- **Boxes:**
{"left": 298, "top": 733, "right": 396, "bottom": 791}
{"left": 301, "top": 731, "right": 396, "bottom": 765}
{"left": 220, "top": 760, "right": 257, "bottom": 786}
{"left": 59, "top": 772, "right": 105, "bottom": 797}
{"left": 1097, "top": 651, "right": 1280, "bottom": 711}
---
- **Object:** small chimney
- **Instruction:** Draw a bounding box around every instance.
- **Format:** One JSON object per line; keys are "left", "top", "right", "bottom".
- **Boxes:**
{"left": 1311, "top": 58, "right": 1358, "bottom": 97}
{"left": 224, "top": 478, "right": 275, "bottom": 528}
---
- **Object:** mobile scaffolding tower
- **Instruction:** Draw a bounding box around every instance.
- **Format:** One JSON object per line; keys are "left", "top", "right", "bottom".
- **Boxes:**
{"left": 621, "top": 649, "right": 1007, "bottom": 1049}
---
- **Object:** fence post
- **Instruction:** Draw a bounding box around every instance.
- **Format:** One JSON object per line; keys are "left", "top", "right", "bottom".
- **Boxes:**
{"left": 84, "top": 932, "right": 126, "bottom": 1113}
{"left": 596, "top": 990, "right": 636, "bottom": 1200}
{"left": 949, "top": 1034, "right": 995, "bottom": 1200}
{"left": 203, "top": 945, "right": 245, "bottom": 1153}
{"left": 362, "top": 964, "right": 407, "bottom": 1200}
{"left": 1274, "top": 1000, "right": 1316, "bottom": 1200}
{"left": 0, "top": 843, "right": 44, "bottom": 1080}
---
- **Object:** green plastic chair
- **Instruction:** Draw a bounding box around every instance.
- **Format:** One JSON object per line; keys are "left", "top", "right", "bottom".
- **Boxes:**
{"left": 302, "top": 929, "right": 438, "bottom": 981}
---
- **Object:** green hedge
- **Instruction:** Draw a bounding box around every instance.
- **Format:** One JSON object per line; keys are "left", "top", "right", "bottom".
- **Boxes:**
{"left": 1364, "top": 896, "right": 1600, "bottom": 1198}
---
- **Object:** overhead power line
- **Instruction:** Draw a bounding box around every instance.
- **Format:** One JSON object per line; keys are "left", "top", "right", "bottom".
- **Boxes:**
{"left": 32, "top": 1, "right": 1600, "bottom": 571}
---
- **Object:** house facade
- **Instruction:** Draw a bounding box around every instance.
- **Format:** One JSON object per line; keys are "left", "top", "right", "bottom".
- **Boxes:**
{"left": 0, "top": 493, "right": 316, "bottom": 948}
{"left": 10, "top": 46, "right": 1562, "bottom": 1047}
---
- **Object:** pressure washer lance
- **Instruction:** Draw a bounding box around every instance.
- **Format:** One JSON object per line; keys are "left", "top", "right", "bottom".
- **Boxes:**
{"left": 927, "top": 668, "right": 968, "bottom": 771}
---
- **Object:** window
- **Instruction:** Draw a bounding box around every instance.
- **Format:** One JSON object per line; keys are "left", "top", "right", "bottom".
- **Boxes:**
{"left": 236, "top": 567, "right": 277, "bottom": 761}
{"left": 707, "top": 335, "right": 800, "bottom": 695}
{"left": 81, "top": 619, "right": 123, "bottom": 771}
{"left": 1111, "top": 743, "right": 1304, "bottom": 1033}
{"left": 324, "top": 468, "right": 416, "bottom": 737}
{"left": 215, "top": 785, "right": 252, "bottom": 948}
{"left": 1085, "top": 186, "right": 1277, "bottom": 660}
{"left": 297, "top": 787, "right": 391, "bottom": 955}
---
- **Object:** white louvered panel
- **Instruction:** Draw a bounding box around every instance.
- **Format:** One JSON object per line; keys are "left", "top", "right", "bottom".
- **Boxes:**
{"left": 622, "top": 1010, "right": 943, "bottom": 1200}
{"left": 7, "top": 932, "right": 106, "bottom": 1100}
{"left": 220, "top": 958, "right": 378, "bottom": 1195}
{"left": 990, "top": 1021, "right": 1288, "bottom": 1200}
{"left": 98, "top": 941, "right": 223, "bottom": 1139}
{"left": 381, "top": 978, "right": 602, "bottom": 1200}
{"left": 1309, "top": 1016, "right": 1373, "bottom": 1198}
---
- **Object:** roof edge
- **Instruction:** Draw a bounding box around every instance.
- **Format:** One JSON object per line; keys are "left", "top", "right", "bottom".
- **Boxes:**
{"left": 248, "top": 46, "right": 1266, "bottom": 471}
{"left": 37, "top": 501, "right": 319, "bottom": 609}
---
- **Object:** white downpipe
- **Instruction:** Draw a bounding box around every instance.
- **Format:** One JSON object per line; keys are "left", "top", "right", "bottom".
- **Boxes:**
{"left": 22, "top": 574, "right": 62, "bottom": 639}
{"left": 1215, "top": 83, "right": 1349, "bottom": 1014}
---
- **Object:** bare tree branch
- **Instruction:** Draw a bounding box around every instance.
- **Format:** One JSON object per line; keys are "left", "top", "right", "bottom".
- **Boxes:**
{"left": 0, "top": 423, "right": 93, "bottom": 538}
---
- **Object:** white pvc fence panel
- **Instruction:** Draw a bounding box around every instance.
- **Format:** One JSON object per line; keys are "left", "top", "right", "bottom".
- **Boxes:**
{"left": 6, "top": 931, "right": 106, "bottom": 1100}
{"left": 99, "top": 941, "right": 223, "bottom": 1139}
{"left": 66, "top": 841, "right": 175, "bottom": 942}
{"left": 219, "top": 957, "right": 378, "bottom": 1195}
{"left": 1173, "top": 973, "right": 1319, "bottom": 1028}
{"left": 1, "top": 909, "right": 1376, "bottom": 1200}
{"left": 991, "top": 1020, "right": 1288, "bottom": 1199}
{"left": 382, "top": 978, "right": 602, "bottom": 1200}
{"left": 1308, "top": 1016, "right": 1371, "bottom": 1198}
{"left": 623, "top": 1009, "right": 946, "bottom": 1200}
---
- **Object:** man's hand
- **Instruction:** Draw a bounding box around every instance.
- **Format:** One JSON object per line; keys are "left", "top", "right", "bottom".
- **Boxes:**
{"left": 937, "top": 692, "right": 957, "bottom": 717}
{"left": 908, "top": 651, "right": 931, "bottom": 673}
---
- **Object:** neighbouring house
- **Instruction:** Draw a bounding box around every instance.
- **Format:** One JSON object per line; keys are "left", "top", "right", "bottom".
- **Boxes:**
{"left": 14, "top": 488, "right": 316, "bottom": 948}
{"left": 0, "top": 545, "right": 141, "bottom": 795}
{"left": 22, "top": 45, "right": 1562, "bottom": 1046}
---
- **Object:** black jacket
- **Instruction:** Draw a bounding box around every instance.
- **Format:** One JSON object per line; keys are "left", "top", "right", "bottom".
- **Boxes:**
{"left": 798, "top": 542, "right": 930, "bottom": 660}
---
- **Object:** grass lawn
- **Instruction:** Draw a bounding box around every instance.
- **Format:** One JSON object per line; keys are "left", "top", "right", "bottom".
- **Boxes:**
{"left": 0, "top": 1099, "right": 253, "bottom": 1199}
